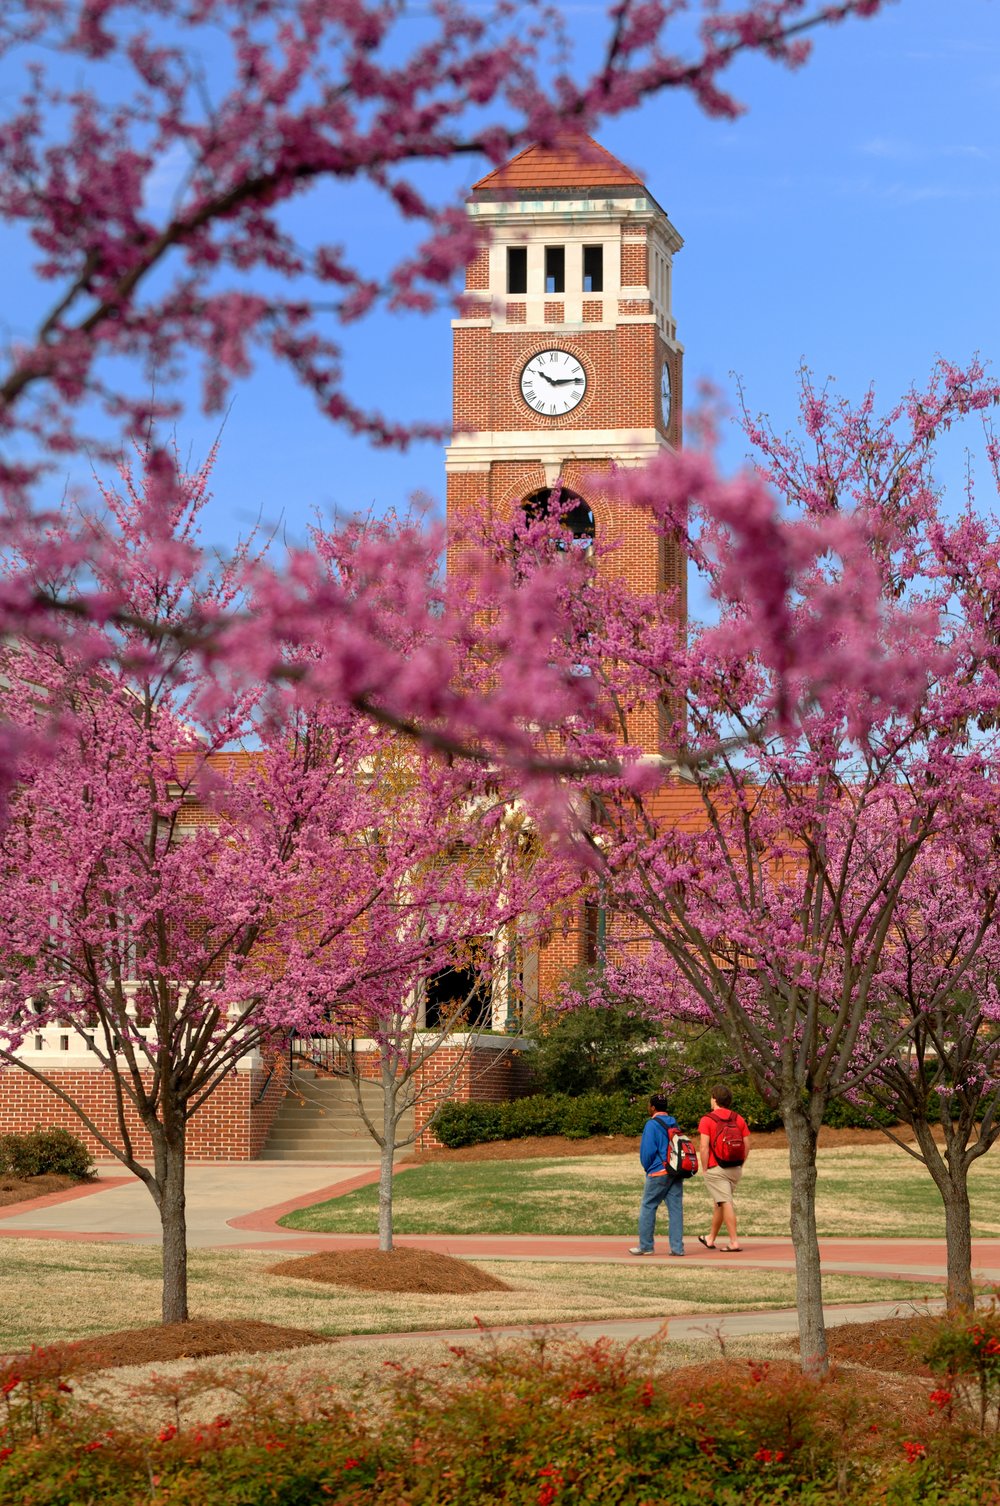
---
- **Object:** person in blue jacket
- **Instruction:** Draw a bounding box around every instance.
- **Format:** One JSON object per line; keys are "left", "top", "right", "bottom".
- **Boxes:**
{"left": 629, "top": 1093, "right": 685, "bottom": 1256}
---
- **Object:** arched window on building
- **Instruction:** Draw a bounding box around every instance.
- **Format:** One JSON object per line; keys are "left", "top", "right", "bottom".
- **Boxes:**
{"left": 522, "top": 486, "right": 596, "bottom": 677}
{"left": 522, "top": 486, "right": 595, "bottom": 557}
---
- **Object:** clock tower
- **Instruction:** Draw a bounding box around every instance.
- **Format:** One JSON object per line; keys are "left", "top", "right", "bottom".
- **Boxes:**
{"left": 445, "top": 133, "right": 685, "bottom": 754}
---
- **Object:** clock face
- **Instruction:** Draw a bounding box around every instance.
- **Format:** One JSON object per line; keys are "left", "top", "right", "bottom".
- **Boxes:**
{"left": 660, "top": 359, "right": 672, "bottom": 426}
{"left": 520, "top": 349, "right": 587, "bottom": 416}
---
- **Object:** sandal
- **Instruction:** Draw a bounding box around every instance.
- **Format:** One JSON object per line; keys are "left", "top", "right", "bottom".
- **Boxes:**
{"left": 697, "top": 1235, "right": 717, "bottom": 1250}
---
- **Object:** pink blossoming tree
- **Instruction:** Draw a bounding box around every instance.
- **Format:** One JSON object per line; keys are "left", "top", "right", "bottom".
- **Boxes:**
{"left": 494, "top": 363, "right": 1000, "bottom": 1376}
{"left": 860, "top": 839, "right": 1000, "bottom": 1311}
{"left": 0, "top": 0, "right": 887, "bottom": 491}
{"left": 0, "top": 445, "right": 571, "bottom": 1318}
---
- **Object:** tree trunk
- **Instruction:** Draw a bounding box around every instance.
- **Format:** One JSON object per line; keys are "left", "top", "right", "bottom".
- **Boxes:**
{"left": 783, "top": 1101, "right": 827, "bottom": 1378}
{"left": 377, "top": 1064, "right": 396, "bottom": 1252}
{"left": 937, "top": 1165, "right": 975, "bottom": 1313}
{"left": 911, "top": 1120, "right": 976, "bottom": 1313}
{"left": 158, "top": 1131, "right": 189, "bottom": 1324}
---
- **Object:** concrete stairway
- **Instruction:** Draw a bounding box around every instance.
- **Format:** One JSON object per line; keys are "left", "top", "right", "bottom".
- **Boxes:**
{"left": 259, "top": 1068, "right": 415, "bottom": 1163}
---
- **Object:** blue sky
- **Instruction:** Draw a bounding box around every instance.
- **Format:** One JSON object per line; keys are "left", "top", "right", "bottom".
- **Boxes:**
{"left": 10, "top": 0, "right": 1000, "bottom": 550}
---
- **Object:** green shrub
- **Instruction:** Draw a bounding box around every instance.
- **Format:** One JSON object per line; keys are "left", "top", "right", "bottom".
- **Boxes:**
{"left": 658, "top": 1029, "right": 783, "bottom": 1134}
{"left": 432, "top": 1082, "right": 910, "bottom": 1147}
{"left": 822, "top": 1096, "right": 895, "bottom": 1130}
{"left": 0, "top": 1127, "right": 94, "bottom": 1180}
{"left": 558, "top": 1091, "right": 647, "bottom": 1139}
{"left": 432, "top": 1102, "right": 506, "bottom": 1148}
{"left": 499, "top": 1095, "right": 569, "bottom": 1139}
{"left": 432, "top": 1092, "right": 648, "bottom": 1148}
{"left": 664, "top": 1078, "right": 781, "bottom": 1134}
{"left": 526, "top": 993, "right": 667, "bottom": 1099}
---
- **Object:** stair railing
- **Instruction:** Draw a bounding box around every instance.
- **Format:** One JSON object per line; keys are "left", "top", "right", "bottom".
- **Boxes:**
{"left": 288, "top": 1031, "right": 355, "bottom": 1077}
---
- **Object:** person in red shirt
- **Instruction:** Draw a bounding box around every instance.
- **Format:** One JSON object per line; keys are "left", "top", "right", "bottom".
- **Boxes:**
{"left": 697, "top": 1084, "right": 750, "bottom": 1252}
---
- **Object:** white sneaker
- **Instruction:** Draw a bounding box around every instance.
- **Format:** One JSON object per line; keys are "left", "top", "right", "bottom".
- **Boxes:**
{"left": 628, "top": 1247, "right": 654, "bottom": 1255}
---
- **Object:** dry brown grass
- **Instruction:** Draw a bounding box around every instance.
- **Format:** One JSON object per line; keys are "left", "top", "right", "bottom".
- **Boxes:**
{"left": 0, "top": 1239, "right": 936, "bottom": 1356}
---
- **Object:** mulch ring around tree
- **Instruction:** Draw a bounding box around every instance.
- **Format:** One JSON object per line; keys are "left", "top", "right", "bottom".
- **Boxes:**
{"left": 0, "top": 1173, "right": 87, "bottom": 1207}
{"left": 267, "top": 1246, "right": 512, "bottom": 1295}
{"left": 3, "top": 1320, "right": 329, "bottom": 1379}
{"left": 820, "top": 1314, "right": 935, "bottom": 1377}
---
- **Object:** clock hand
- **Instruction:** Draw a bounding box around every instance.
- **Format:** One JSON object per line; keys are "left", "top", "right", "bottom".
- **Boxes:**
{"left": 547, "top": 376, "right": 583, "bottom": 386}
{"left": 534, "top": 370, "right": 557, "bottom": 386}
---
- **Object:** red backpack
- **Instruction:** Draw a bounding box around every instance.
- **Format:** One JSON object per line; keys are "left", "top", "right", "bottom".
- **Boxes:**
{"left": 665, "top": 1126, "right": 699, "bottom": 1178}
{"left": 710, "top": 1111, "right": 746, "bottom": 1167}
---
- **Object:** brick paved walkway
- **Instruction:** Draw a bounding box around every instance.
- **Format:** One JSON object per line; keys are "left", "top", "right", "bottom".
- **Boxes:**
{"left": 1, "top": 1162, "right": 996, "bottom": 1286}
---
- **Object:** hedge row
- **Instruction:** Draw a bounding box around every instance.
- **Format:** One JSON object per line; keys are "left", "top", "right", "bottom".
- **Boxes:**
{"left": 432, "top": 1088, "right": 895, "bottom": 1148}
{"left": 432, "top": 1092, "right": 647, "bottom": 1147}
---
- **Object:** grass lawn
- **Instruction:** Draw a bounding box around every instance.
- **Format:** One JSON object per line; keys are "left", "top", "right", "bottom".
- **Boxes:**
{"left": 278, "top": 1142, "right": 1000, "bottom": 1240}
{"left": 0, "top": 1238, "right": 936, "bottom": 1354}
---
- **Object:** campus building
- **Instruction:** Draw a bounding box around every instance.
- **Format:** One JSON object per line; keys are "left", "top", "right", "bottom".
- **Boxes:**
{"left": 0, "top": 135, "right": 688, "bottom": 1161}
{"left": 447, "top": 133, "right": 686, "bottom": 996}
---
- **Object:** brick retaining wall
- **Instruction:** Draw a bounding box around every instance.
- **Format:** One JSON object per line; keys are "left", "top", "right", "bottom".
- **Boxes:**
{"left": 0, "top": 1038, "right": 531, "bottom": 1158}
{"left": 0, "top": 1056, "right": 287, "bottom": 1162}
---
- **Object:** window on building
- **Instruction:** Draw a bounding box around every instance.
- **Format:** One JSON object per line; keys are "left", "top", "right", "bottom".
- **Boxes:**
{"left": 424, "top": 961, "right": 493, "bottom": 1031}
{"left": 545, "top": 245, "right": 565, "bottom": 294}
{"left": 522, "top": 486, "right": 595, "bottom": 554}
{"left": 507, "top": 246, "right": 527, "bottom": 295}
{"left": 583, "top": 245, "right": 603, "bottom": 293}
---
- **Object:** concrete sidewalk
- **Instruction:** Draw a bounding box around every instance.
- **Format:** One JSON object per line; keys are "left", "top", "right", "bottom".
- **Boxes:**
{"left": 337, "top": 1296, "right": 947, "bottom": 1349}
{"left": 0, "top": 1163, "right": 375, "bottom": 1247}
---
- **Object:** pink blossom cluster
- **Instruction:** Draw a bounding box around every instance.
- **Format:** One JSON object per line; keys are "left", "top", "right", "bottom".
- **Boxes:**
{"left": 0, "top": 0, "right": 889, "bottom": 504}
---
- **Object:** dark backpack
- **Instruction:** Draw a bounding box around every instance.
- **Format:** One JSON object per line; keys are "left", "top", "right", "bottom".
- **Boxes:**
{"left": 665, "top": 1126, "right": 699, "bottom": 1179}
{"left": 710, "top": 1111, "right": 746, "bottom": 1167}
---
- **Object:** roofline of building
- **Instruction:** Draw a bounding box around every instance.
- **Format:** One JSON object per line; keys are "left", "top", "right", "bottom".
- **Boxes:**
{"left": 469, "top": 183, "right": 671, "bottom": 219}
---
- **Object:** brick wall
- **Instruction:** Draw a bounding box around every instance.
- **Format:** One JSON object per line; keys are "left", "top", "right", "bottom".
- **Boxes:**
{"left": 465, "top": 245, "right": 490, "bottom": 290}
{"left": 412, "top": 1041, "right": 535, "bottom": 1148}
{"left": 0, "top": 1059, "right": 286, "bottom": 1162}
{"left": 620, "top": 234, "right": 648, "bottom": 287}
{"left": 452, "top": 325, "right": 677, "bottom": 442}
{"left": 452, "top": 295, "right": 682, "bottom": 478}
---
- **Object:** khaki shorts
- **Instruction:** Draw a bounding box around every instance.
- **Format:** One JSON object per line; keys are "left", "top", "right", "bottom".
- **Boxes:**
{"left": 704, "top": 1164, "right": 742, "bottom": 1205}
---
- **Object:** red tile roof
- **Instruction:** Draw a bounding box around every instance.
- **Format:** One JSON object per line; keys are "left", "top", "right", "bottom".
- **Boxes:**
{"left": 472, "top": 134, "right": 645, "bottom": 192}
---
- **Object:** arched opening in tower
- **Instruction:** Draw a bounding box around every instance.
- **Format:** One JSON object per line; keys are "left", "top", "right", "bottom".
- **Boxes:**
{"left": 522, "top": 486, "right": 595, "bottom": 553}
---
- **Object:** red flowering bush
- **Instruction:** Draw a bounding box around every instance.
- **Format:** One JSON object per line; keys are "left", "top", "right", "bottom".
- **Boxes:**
{"left": 0, "top": 1333, "right": 998, "bottom": 1503}
{"left": 921, "top": 1298, "right": 1000, "bottom": 1435}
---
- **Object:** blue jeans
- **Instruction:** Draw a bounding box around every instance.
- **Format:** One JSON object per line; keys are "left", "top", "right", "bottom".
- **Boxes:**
{"left": 637, "top": 1173, "right": 684, "bottom": 1254}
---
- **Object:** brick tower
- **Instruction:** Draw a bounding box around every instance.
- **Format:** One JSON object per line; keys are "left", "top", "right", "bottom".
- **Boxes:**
{"left": 445, "top": 133, "right": 686, "bottom": 757}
